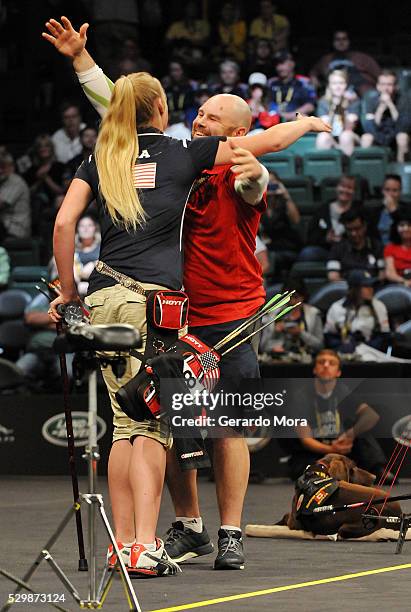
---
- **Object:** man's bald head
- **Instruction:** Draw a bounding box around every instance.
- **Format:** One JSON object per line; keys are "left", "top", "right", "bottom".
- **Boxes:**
{"left": 192, "top": 93, "right": 252, "bottom": 138}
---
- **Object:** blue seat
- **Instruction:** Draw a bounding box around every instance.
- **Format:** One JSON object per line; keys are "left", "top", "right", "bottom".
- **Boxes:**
{"left": 309, "top": 281, "right": 348, "bottom": 315}
{"left": 259, "top": 151, "right": 297, "bottom": 179}
{"left": 302, "top": 150, "right": 343, "bottom": 185}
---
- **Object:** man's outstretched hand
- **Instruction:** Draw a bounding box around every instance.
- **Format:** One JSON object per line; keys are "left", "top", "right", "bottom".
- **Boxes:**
{"left": 42, "top": 15, "right": 88, "bottom": 59}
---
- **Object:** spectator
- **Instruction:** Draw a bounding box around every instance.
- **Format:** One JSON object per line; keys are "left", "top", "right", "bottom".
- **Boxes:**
{"left": 249, "top": 0, "right": 290, "bottom": 53}
{"left": 52, "top": 103, "right": 85, "bottom": 164}
{"left": 316, "top": 69, "right": 360, "bottom": 156}
{"left": 255, "top": 234, "right": 270, "bottom": 276}
{"left": 260, "top": 171, "right": 301, "bottom": 276}
{"left": 301, "top": 175, "right": 358, "bottom": 261}
{"left": 324, "top": 270, "right": 390, "bottom": 353}
{"left": 327, "top": 209, "right": 385, "bottom": 282}
{"left": 247, "top": 73, "right": 280, "bottom": 131}
{"left": 368, "top": 174, "right": 408, "bottom": 245}
{"left": 22, "top": 133, "right": 65, "bottom": 201}
{"left": 161, "top": 61, "right": 196, "bottom": 122}
{"left": 214, "top": 2, "right": 247, "bottom": 63}
{"left": 49, "top": 215, "right": 101, "bottom": 298}
{"left": 185, "top": 83, "right": 212, "bottom": 128}
{"left": 91, "top": 0, "right": 139, "bottom": 72}
{"left": 288, "top": 349, "right": 388, "bottom": 481}
{"left": 260, "top": 278, "right": 323, "bottom": 355}
{"left": 16, "top": 291, "right": 73, "bottom": 390}
{"left": 165, "top": 2, "right": 210, "bottom": 69}
{"left": 268, "top": 51, "right": 316, "bottom": 121}
{"left": 360, "top": 70, "right": 411, "bottom": 163}
{"left": 0, "top": 245, "right": 10, "bottom": 290}
{"left": 211, "top": 60, "right": 248, "bottom": 98}
{"left": 310, "top": 30, "right": 380, "bottom": 95}
{"left": 246, "top": 38, "right": 275, "bottom": 79}
{"left": 109, "top": 38, "right": 151, "bottom": 81}
{"left": 384, "top": 210, "right": 411, "bottom": 287}
{"left": 67, "top": 126, "right": 98, "bottom": 178}
{"left": 0, "top": 152, "right": 31, "bottom": 239}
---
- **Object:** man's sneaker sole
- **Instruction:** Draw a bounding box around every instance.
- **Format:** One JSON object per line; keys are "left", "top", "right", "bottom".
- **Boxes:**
{"left": 214, "top": 558, "right": 245, "bottom": 570}
{"left": 172, "top": 542, "right": 214, "bottom": 563}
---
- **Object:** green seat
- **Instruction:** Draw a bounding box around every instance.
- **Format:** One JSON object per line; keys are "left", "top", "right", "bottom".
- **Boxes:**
{"left": 286, "top": 133, "right": 317, "bottom": 157}
{"left": 398, "top": 68, "right": 411, "bottom": 94}
{"left": 349, "top": 147, "right": 389, "bottom": 194}
{"left": 283, "top": 177, "right": 315, "bottom": 214}
{"left": 259, "top": 151, "right": 296, "bottom": 179}
{"left": 3, "top": 238, "right": 41, "bottom": 267}
{"left": 302, "top": 150, "right": 343, "bottom": 185}
{"left": 388, "top": 162, "right": 411, "bottom": 199}
{"left": 290, "top": 260, "right": 327, "bottom": 278}
{"left": 10, "top": 266, "right": 48, "bottom": 298}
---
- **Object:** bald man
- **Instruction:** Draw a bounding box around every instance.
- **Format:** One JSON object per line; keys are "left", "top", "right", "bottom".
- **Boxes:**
{"left": 43, "top": 18, "right": 328, "bottom": 573}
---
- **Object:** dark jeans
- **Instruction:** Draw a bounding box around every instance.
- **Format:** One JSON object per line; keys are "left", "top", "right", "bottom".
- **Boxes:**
{"left": 287, "top": 433, "right": 386, "bottom": 481}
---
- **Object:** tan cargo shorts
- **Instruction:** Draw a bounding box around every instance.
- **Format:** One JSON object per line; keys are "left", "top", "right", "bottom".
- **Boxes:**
{"left": 85, "top": 283, "right": 172, "bottom": 449}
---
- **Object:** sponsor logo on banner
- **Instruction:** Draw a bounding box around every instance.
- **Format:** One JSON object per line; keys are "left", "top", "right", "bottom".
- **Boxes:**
{"left": 0, "top": 423, "right": 15, "bottom": 443}
{"left": 42, "top": 412, "right": 107, "bottom": 447}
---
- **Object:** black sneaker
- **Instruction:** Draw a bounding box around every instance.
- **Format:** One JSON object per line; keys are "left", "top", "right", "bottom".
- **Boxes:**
{"left": 164, "top": 521, "right": 214, "bottom": 563}
{"left": 214, "top": 529, "right": 245, "bottom": 570}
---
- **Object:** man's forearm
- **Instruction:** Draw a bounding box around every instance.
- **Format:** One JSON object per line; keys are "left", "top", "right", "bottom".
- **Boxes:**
{"left": 352, "top": 404, "right": 379, "bottom": 436}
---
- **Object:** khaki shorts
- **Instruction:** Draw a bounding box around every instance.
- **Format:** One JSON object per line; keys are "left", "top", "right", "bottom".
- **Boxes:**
{"left": 85, "top": 283, "right": 172, "bottom": 449}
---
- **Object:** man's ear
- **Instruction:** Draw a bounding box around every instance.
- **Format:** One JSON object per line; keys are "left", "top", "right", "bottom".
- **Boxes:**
{"left": 232, "top": 126, "right": 247, "bottom": 137}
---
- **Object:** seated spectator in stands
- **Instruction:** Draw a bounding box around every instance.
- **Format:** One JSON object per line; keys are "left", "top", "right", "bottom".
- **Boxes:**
{"left": 245, "top": 39, "right": 274, "bottom": 79}
{"left": 0, "top": 152, "right": 31, "bottom": 239}
{"left": 301, "top": 175, "right": 358, "bottom": 261}
{"left": 109, "top": 38, "right": 151, "bottom": 81}
{"left": 324, "top": 270, "right": 390, "bottom": 353}
{"left": 327, "top": 209, "right": 385, "bottom": 282}
{"left": 260, "top": 278, "right": 323, "bottom": 356}
{"left": 249, "top": 0, "right": 289, "bottom": 53}
{"left": 165, "top": 2, "right": 210, "bottom": 69}
{"left": 185, "top": 83, "right": 212, "bottom": 127}
{"left": 367, "top": 174, "right": 408, "bottom": 245}
{"left": 211, "top": 60, "right": 248, "bottom": 98}
{"left": 49, "top": 215, "right": 101, "bottom": 298}
{"left": 67, "top": 126, "right": 98, "bottom": 178}
{"left": 288, "top": 349, "right": 388, "bottom": 481}
{"left": 384, "top": 210, "right": 411, "bottom": 287}
{"left": 161, "top": 61, "right": 197, "bottom": 123}
{"left": 22, "top": 134, "right": 65, "bottom": 234}
{"left": 0, "top": 245, "right": 10, "bottom": 290}
{"left": 310, "top": 30, "right": 380, "bottom": 95}
{"left": 214, "top": 2, "right": 246, "bottom": 64}
{"left": 268, "top": 52, "right": 316, "bottom": 122}
{"left": 255, "top": 234, "right": 270, "bottom": 276}
{"left": 247, "top": 73, "right": 280, "bottom": 132}
{"left": 260, "top": 172, "right": 301, "bottom": 276}
{"left": 360, "top": 70, "right": 411, "bottom": 163}
{"left": 52, "top": 103, "right": 85, "bottom": 164}
{"left": 16, "top": 290, "right": 73, "bottom": 390}
{"left": 316, "top": 69, "right": 360, "bottom": 156}
{"left": 165, "top": 112, "right": 192, "bottom": 140}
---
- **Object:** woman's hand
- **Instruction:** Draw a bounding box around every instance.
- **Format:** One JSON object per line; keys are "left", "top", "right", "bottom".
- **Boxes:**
{"left": 42, "top": 16, "right": 88, "bottom": 59}
{"left": 48, "top": 291, "right": 80, "bottom": 324}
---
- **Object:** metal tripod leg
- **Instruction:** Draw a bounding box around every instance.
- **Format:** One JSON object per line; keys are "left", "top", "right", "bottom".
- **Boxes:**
{"left": 396, "top": 514, "right": 410, "bottom": 554}
{"left": 0, "top": 568, "right": 69, "bottom": 612}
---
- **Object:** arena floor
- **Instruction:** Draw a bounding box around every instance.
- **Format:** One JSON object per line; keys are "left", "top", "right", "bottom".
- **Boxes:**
{"left": 1, "top": 477, "right": 411, "bottom": 612}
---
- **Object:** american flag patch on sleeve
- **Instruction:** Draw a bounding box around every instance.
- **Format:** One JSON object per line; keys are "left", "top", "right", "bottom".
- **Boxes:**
{"left": 133, "top": 162, "right": 157, "bottom": 189}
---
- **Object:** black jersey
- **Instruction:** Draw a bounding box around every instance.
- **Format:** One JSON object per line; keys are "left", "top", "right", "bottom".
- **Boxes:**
{"left": 75, "top": 128, "right": 224, "bottom": 294}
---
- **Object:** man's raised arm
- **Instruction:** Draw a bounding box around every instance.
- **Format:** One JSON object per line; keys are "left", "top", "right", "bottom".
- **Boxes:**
{"left": 42, "top": 16, "right": 113, "bottom": 118}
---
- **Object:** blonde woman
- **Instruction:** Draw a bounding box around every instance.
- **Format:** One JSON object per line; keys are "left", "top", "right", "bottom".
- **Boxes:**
{"left": 316, "top": 69, "right": 360, "bottom": 156}
{"left": 44, "top": 16, "right": 330, "bottom": 578}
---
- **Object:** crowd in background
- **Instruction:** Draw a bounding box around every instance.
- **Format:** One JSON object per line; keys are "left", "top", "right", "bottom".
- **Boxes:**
{"left": 1, "top": 0, "right": 411, "bottom": 390}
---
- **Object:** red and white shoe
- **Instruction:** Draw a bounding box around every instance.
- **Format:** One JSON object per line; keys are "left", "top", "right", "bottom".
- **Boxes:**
{"left": 128, "top": 538, "right": 181, "bottom": 577}
{"left": 106, "top": 541, "right": 133, "bottom": 571}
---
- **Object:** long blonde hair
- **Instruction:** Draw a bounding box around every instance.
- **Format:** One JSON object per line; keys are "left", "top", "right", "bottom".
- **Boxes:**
{"left": 95, "top": 72, "right": 166, "bottom": 230}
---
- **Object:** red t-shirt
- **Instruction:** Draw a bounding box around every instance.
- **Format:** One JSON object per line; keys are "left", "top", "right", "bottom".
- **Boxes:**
{"left": 384, "top": 243, "right": 411, "bottom": 274}
{"left": 183, "top": 165, "right": 267, "bottom": 326}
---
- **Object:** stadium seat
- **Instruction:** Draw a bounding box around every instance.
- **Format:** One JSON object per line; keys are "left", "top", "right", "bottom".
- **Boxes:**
{"left": 398, "top": 68, "right": 411, "bottom": 94}
{"left": 387, "top": 162, "right": 411, "bottom": 200}
{"left": 0, "top": 357, "right": 25, "bottom": 392}
{"left": 374, "top": 285, "right": 411, "bottom": 316}
{"left": 290, "top": 261, "right": 327, "bottom": 278}
{"left": 283, "top": 177, "right": 315, "bottom": 214}
{"left": 285, "top": 133, "right": 317, "bottom": 157}
{"left": 0, "top": 289, "right": 32, "bottom": 321}
{"left": 259, "top": 151, "right": 297, "bottom": 179}
{"left": 309, "top": 281, "right": 348, "bottom": 315}
{"left": 302, "top": 150, "right": 343, "bottom": 185}
{"left": 3, "top": 237, "right": 41, "bottom": 267}
{"left": 0, "top": 320, "right": 29, "bottom": 358}
{"left": 393, "top": 320, "right": 411, "bottom": 355}
{"left": 10, "top": 266, "right": 49, "bottom": 297}
{"left": 349, "top": 147, "right": 389, "bottom": 195}
{"left": 319, "top": 176, "right": 364, "bottom": 204}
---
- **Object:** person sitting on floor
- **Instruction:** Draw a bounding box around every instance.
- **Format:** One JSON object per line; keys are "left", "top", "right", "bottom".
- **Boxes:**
{"left": 288, "top": 349, "right": 391, "bottom": 482}
{"left": 324, "top": 270, "right": 390, "bottom": 354}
